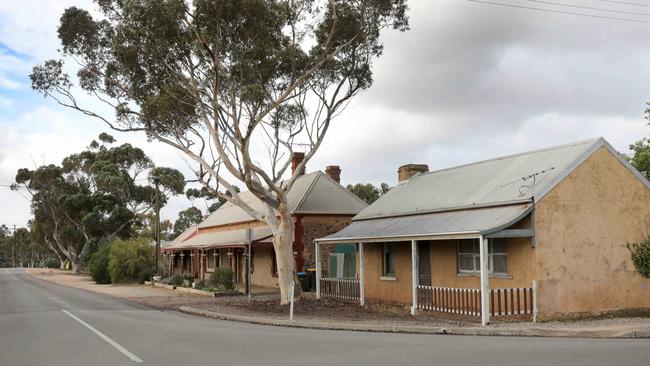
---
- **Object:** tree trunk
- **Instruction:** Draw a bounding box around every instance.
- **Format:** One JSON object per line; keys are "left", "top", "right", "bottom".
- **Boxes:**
{"left": 272, "top": 205, "right": 303, "bottom": 304}
{"left": 59, "top": 259, "right": 66, "bottom": 270}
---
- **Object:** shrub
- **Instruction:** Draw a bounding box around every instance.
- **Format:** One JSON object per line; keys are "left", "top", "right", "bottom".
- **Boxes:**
{"left": 170, "top": 274, "right": 183, "bottom": 286}
{"left": 137, "top": 266, "right": 154, "bottom": 284}
{"left": 210, "top": 267, "right": 234, "bottom": 291}
{"left": 193, "top": 279, "right": 206, "bottom": 289}
{"left": 107, "top": 237, "right": 154, "bottom": 284}
{"left": 629, "top": 237, "right": 650, "bottom": 279}
{"left": 44, "top": 258, "right": 60, "bottom": 269}
{"left": 88, "top": 245, "right": 111, "bottom": 284}
{"left": 182, "top": 272, "right": 194, "bottom": 281}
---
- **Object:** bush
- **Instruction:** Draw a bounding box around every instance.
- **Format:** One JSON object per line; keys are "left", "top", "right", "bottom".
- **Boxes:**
{"left": 107, "top": 237, "right": 154, "bottom": 284}
{"left": 193, "top": 279, "right": 206, "bottom": 289}
{"left": 88, "top": 245, "right": 111, "bottom": 284}
{"left": 629, "top": 237, "right": 650, "bottom": 279}
{"left": 170, "top": 273, "right": 183, "bottom": 286}
{"left": 137, "top": 266, "right": 154, "bottom": 284}
{"left": 44, "top": 258, "right": 60, "bottom": 269}
{"left": 210, "top": 267, "right": 234, "bottom": 291}
{"left": 182, "top": 272, "right": 194, "bottom": 281}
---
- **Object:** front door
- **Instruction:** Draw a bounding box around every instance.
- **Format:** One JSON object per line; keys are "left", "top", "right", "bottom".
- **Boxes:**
{"left": 418, "top": 242, "right": 432, "bottom": 286}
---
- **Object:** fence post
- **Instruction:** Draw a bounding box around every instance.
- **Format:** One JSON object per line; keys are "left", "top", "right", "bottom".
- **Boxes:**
{"left": 315, "top": 241, "right": 321, "bottom": 299}
{"left": 289, "top": 280, "right": 295, "bottom": 321}
{"left": 532, "top": 280, "right": 538, "bottom": 323}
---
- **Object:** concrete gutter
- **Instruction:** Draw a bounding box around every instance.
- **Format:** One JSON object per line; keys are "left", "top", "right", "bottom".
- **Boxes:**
{"left": 178, "top": 306, "right": 650, "bottom": 339}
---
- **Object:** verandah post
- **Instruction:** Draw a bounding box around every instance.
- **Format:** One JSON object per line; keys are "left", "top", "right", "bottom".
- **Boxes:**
{"left": 315, "top": 241, "right": 321, "bottom": 299}
{"left": 411, "top": 239, "right": 418, "bottom": 316}
{"left": 359, "top": 242, "right": 365, "bottom": 306}
{"left": 480, "top": 235, "right": 490, "bottom": 326}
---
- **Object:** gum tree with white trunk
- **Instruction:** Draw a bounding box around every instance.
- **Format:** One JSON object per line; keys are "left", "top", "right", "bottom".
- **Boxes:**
{"left": 30, "top": 0, "right": 409, "bottom": 303}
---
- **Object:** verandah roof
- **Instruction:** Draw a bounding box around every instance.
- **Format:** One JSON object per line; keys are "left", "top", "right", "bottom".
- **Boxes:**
{"left": 165, "top": 226, "right": 273, "bottom": 251}
{"left": 316, "top": 203, "right": 533, "bottom": 244}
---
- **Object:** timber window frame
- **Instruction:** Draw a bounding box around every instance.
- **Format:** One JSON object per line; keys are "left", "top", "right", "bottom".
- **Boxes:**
{"left": 457, "top": 239, "right": 508, "bottom": 276}
{"left": 382, "top": 243, "right": 397, "bottom": 278}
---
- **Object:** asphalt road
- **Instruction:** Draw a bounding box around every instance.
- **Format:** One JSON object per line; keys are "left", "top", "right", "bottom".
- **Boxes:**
{"left": 0, "top": 268, "right": 648, "bottom": 366}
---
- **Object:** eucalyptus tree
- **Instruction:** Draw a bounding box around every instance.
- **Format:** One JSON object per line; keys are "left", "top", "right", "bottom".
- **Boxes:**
{"left": 30, "top": 0, "right": 409, "bottom": 302}
{"left": 14, "top": 135, "right": 185, "bottom": 272}
{"left": 173, "top": 207, "right": 204, "bottom": 237}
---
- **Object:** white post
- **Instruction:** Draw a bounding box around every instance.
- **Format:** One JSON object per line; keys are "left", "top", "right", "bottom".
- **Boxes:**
{"left": 532, "top": 280, "right": 538, "bottom": 323}
{"left": 359, "top": 242, "right": 365, "bottom": 306}
{"left": 411, "top": 240, "right": 418, "bottom": 316}
{"left": 480, "top": 235, "right": 490, "bottom": 326}
{"left": 289, "top": 280, "right": 295, "bottom": 321}
{"left": 315, "top": 241, "right": 321, "bottom": 299}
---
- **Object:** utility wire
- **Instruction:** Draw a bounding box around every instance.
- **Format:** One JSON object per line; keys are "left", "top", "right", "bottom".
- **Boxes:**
{"left": 527, "top": 0, "right": 650, "bottom": 17}
{"left": 466, "top": 0, "right": 650, "bottom": 24}
{"left": 597, "top": 0, "right": 650, "bottom": 8}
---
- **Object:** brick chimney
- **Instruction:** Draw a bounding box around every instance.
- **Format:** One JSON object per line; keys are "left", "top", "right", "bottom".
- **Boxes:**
{"left": 291, "top": 152, "right": 306, "bottom": 176}
{"left": 325, "top": 165, "right": 341, "bottom": 184}
{"left": 398, "top": 164, "right": 429, "bottom": 183}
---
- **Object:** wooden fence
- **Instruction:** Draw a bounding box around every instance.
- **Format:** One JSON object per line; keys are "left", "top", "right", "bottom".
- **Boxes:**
{"left": 489, "top": 287, "right": 535, "bottom": 317}
{"left": 320, "top": 278, "right": 360, "bottom": 301}
{"left": 416, "top": 286, "right": 482, "bottom": 316}
{"left": 416, "top": 284, "right": 536, "bottom": 319}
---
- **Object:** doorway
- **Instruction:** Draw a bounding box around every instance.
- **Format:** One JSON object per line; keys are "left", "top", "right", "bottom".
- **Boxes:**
{"left": 418, "top": 242, "right": 432, "bottom": 286}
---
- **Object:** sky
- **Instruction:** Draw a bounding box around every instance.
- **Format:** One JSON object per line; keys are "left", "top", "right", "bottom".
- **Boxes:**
{"left": 1, "top": 0, "right": 650, "bottom": 228}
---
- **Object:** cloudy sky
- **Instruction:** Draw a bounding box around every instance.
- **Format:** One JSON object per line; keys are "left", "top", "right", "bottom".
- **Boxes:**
{"left": 1, "top": 0, "right": 649, "bottom": 228}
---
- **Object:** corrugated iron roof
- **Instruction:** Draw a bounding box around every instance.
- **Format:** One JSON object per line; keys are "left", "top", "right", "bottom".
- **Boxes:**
{"left": 163, "top": 225, "right": 198, "bottom": 250}
{"left": 355, "top": 137, "right": 622, "bottom": 220}
{"left": 171, "top": 226, "right": 273, "bottom": 250}
{"left": 199, "top": 171, "right": 367, "bottom": 229}
{"left": 318, "top": 204, "right": 532, "bottom": 243}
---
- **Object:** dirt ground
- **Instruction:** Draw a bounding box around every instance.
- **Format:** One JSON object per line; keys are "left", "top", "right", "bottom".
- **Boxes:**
{"left": 27, "top": 268, "right": 650, "bottom": 331}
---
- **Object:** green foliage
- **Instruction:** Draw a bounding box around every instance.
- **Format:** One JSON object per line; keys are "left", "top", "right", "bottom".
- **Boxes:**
{"left": 182, "top": 272, "right": 194, "bottom": 281}
{"left": 88, "top": 245, "right": 111, "bottom": 284}
{"left": 186, "top": 186, "right": 240, "bottom": 214}
{"left": 169, "top": 273, "right": 183, "bottom": 286}
{"left": 173, "top": 207, "right": 203, "bottom": 237}
{"left": 210, "top": 267, "right": 234, "bottom": 291}
{"left": 628, "top": 237, "right": 650, "bottom": 279}
{"left": 629, "top": 138, "right": 650, "bottom": 181}
{"left": 45, "top": 258, "right": 60, "bottom": 268}
{"left": 137, "top": 267, "right": 154, "bottom": 284}
{"left": 193, "top": 279, "right": 206, "bottom": 289}
{"left": 107, "top": 237, "right": 154, "bottom": 283}
{"left": 14, "top": 134, "right": 185, "bottom": 272}
{"left": 346, "top": 182, "right": 391, "bottom": 204}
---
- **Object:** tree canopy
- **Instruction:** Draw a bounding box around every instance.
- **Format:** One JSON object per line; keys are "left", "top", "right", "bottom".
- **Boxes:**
{"left": 173, "top": 206, "right": 204, "bottom": 237}
{"left": 347, "top": 182, "right": 391, "bottom": 204}
{"left": 14, "top": 134, "right": 185, "bottom": 271}
{"left": 30, "top": 0, "right": 409, "bottom": 302}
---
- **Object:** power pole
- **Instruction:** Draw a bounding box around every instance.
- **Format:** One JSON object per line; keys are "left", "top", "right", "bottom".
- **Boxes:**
{"left": 154, "top": 179, "right": 161, "bottom": 275}
{"left": 12, "top": 224, "right": 16, "bottom": 268}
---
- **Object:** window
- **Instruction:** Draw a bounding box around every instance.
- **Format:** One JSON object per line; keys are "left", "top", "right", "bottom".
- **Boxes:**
{"left": 382, "top": 243, "right": 397, "bottom": 277}
{"left": 457, "top": 239, "right": 508, "bottom": 275}
{"left": 271, "top": 248, "right": 278, "bottom": 276}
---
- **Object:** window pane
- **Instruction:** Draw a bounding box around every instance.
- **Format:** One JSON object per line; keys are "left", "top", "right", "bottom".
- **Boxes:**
{"left": 491, "top": 240, "right": 507, "bottom": 254}
{"left": 493, "top": 254, "right": 507, "bottom": 274}
{"left": 459, "top": 240, "right": 477, "bottom": 254}
{"left": 458, "top": 255, "right": 474, "bottom": 271}
{"left": 388, "top": 251, "right": 396, "bottom": 275}
{"left": 475, "top": 255, "right": 482, "bottom": 271}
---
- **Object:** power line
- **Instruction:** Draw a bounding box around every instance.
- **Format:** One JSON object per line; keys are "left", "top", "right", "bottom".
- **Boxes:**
{"left": 466, "top": 0, "right": 650, "bottom": 24}
{"left": 597, "top": 0, "right": 650, "bottom": 8}
{"left": 526, "top": 0, "right": 650, "bottom": 17}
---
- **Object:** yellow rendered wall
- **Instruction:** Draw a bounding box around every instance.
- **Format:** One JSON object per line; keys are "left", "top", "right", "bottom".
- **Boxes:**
{"left": 535, "top": 147, "right": 650, "bottom": 319}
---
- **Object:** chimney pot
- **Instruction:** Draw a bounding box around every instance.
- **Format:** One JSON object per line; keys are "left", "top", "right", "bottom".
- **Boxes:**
{"left": 291, "top": 152, "right": 306, "bottom": 176}
{"left": 398, "top": 164, "right": 429, "bottom": 183}
{"left": 325, "top": 165, "right": 341, "bottom": 184}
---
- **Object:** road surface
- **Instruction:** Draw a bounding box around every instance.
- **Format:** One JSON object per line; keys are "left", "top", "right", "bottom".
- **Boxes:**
{"left": 0, "top": 268, "right": 648, "bottom": 366}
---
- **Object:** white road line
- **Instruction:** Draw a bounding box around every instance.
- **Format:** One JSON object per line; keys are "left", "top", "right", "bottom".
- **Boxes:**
{"left": 62, "top": 309, "right": 143, "bottom": 363}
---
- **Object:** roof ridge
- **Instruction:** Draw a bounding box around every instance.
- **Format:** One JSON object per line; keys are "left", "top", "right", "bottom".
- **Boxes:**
{"left": 417, "top": 137, "right": 604, "bottom": 179}
{"left": 292, "top": 171, "right": 322, "bottom": 212}
{"left": 316, "top": 170, "right": 370, "bottom": 208}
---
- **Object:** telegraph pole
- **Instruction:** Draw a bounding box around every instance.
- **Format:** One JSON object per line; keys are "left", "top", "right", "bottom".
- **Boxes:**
{"left": 154, "top": 178, "right": 161, "bottom": 275}
{"left": 12, "top": 224, "right": 16, "bottom": 268}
